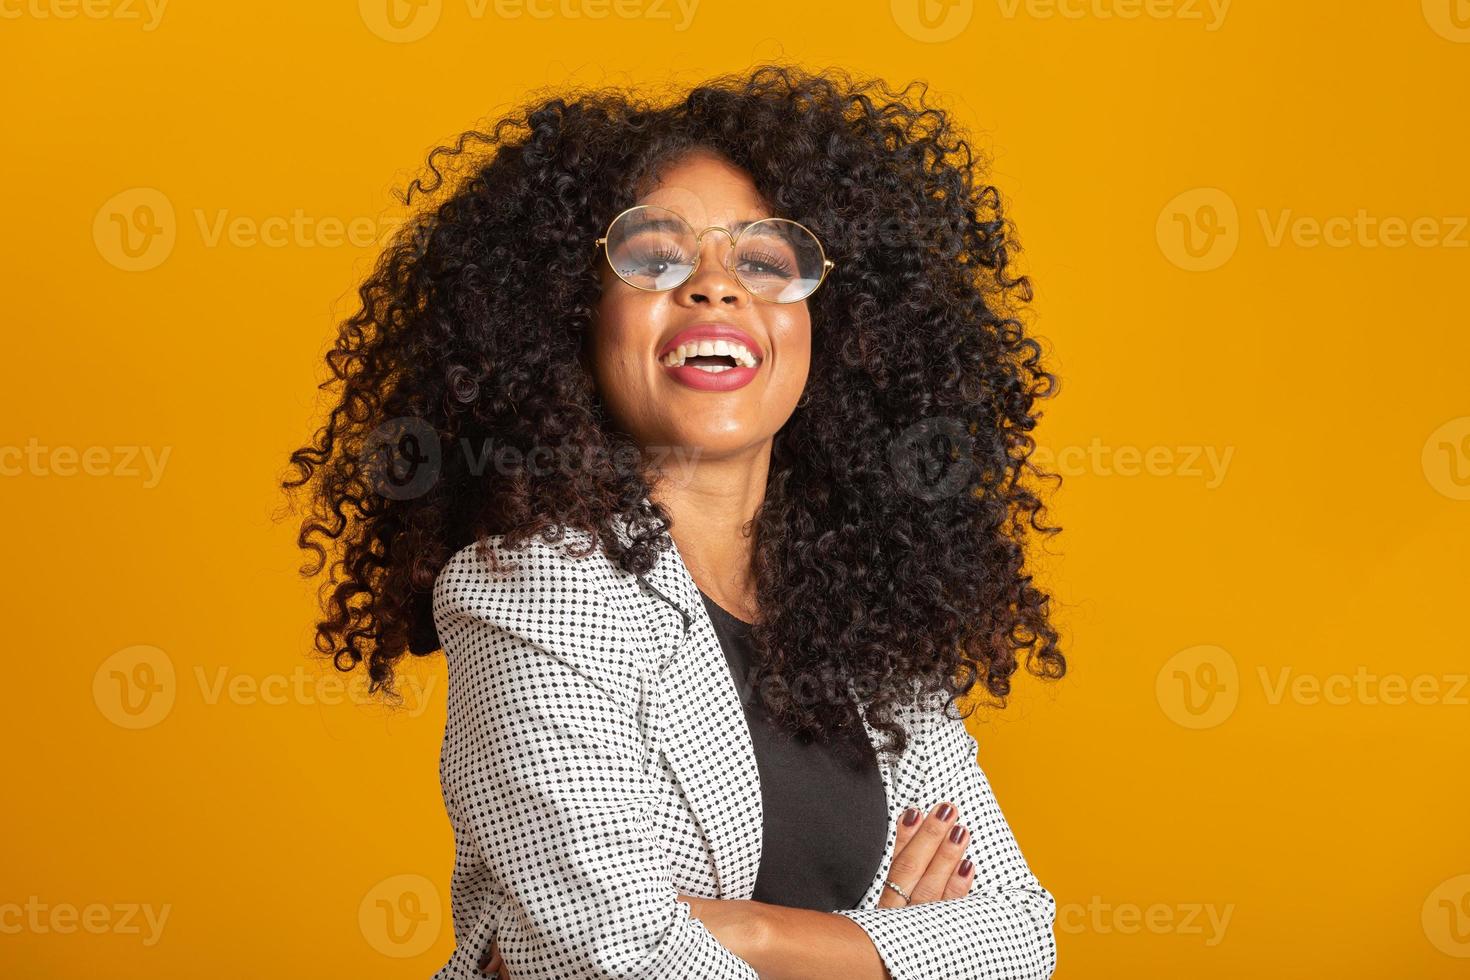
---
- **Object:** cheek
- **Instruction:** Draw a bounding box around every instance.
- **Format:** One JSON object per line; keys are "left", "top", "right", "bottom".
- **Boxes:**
{"left": 775, "top": 314, "right": 813, "bottom": 384}
{"left": 591, "top": 292, "right": 627, "bottom": 360}
{"left": 590, "top": 295, "right": 654, "bottom": 396}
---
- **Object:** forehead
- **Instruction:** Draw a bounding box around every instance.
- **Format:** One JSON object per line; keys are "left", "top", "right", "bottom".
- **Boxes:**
{"left": 634, "top": 151, "right": 773, "bottom": 228}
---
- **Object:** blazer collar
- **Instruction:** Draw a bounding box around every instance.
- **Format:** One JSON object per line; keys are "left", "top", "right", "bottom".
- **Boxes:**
{"left": 616, "top": 506, "right": 908, "bottom": 900}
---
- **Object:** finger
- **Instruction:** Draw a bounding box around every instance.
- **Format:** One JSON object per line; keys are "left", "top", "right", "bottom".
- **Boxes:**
{"left": 911, "top": 816, "right": 970, "bottom": 904}
{"left": 892, "top": 806, "right": 924, "bottom": 856}
{"left": 879, "top": 806, "right": 926, "bottom": 908}
{"left": 479, "top": 942, "right": 502, "bottom": 976}
{"left": 941, "top": 855, "right": 976, "bottom": 901}
{"left": 879, "top": 801, "right": 961, "bottom": 907}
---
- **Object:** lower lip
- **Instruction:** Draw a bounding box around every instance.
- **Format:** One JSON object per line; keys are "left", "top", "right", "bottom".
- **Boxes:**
{"left": 662, "top": 361, "right": 761, "bottom": 391}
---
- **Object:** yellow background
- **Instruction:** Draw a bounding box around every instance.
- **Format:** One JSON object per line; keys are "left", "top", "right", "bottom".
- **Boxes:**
{"left": 4, "top": 1, "right": 1468, "bottom": 976}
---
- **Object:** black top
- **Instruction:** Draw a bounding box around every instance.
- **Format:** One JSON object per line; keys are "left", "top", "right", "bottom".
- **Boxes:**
{"left": 696, "top": 588, "right": 888, "bottom": 912}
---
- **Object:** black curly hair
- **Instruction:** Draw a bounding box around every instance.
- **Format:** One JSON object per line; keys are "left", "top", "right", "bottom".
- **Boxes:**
{"left": 280, "top": 62, "right": 1066, "bottom": 758}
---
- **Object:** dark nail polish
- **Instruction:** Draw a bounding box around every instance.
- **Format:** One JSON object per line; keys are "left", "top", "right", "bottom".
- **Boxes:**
{"left": 949, "top": 823, "right": 966, "bottom": 843}
{"left": 958, "top": 858, "right": 973, "bottom": 876}
{"left": 936, "top": 803, "right": 953, "bottom": 821}
{"left": 902, "top": 807, "right": 921, "bottom": 826}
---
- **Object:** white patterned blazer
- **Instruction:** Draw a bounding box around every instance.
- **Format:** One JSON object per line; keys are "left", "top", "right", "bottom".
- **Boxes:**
{"left": 430, "top": 519, "right": 1057, "bottom": 980}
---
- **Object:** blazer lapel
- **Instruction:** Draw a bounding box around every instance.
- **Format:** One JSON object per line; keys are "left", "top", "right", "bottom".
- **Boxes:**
{"left": 847, "top": 683, "right": 913, "bottom": 907}
{"left": 618, "top": 508, "right": 917, "bottom": 905}
{"left": 634, "top": 527, "right": 765, "bottom": 900}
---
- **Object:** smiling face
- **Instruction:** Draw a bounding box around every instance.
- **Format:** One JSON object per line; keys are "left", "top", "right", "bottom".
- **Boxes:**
{"left": 589, "top": 149, "right": 812, "bottom": 481}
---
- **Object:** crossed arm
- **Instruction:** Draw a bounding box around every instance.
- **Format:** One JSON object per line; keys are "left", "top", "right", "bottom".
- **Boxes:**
{"left": 437, "top": 549, "right": 1055, "bottom": 980}
{"left": 672, "top": 896, "right": 894, "bottom": 980}
{"left": 473, "top": 689, "right": 1056, "bottom": 980}
{"left": 479, "top": 893, "right": 891, "bottom": 980}
{"left": 676, "top": 703, "right": 1057, "bottom": 980}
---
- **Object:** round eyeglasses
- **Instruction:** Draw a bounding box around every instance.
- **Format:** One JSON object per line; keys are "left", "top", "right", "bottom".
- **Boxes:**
{"left": 595, "top": 204, "right": 834, "bottom": 304}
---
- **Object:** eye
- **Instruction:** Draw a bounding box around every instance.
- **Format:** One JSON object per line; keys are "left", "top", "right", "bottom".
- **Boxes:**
{"left": 734, "top": 247, "right": 796, "bottom": 281}
{"left": 634, "top": 242, "right": 689, "bottom": 269}
{"left": 611, "top": 237, "right": 696, "bottom": 289}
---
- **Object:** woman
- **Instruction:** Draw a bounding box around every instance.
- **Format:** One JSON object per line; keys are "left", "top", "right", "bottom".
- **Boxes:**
{"left": 283, "top": 63, "right": 1066, "bottom": 979}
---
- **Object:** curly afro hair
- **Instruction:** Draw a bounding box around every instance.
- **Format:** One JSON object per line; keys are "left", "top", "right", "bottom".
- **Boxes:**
{"left": 281, "top": 62, "right": 1066, "bottom": 758}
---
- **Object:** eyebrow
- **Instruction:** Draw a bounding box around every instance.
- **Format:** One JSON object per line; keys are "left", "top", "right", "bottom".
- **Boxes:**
{"left": 629, "top": 215, "right": 771, "bottom": 236}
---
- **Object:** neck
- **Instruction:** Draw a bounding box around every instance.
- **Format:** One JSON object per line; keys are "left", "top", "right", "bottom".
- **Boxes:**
{"left": 648, "top": 443, "right": 769, "bottom": 624}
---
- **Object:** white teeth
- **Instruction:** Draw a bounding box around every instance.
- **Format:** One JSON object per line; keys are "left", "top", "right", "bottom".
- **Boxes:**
{"left": 659, "top": 338, "right": 760, "bottom": 369}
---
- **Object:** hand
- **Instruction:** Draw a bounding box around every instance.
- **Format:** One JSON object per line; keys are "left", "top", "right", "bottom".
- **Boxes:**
{"left": 479, "top": 940, "right": 509, "bottom": 979}
{"left": 879, "top": 801, "right": 975, "bottom": 907}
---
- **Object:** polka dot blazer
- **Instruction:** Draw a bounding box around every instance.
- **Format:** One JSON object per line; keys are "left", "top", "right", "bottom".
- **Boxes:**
{"left": 430, "top": 519, "right": 1057, "bottom": 980}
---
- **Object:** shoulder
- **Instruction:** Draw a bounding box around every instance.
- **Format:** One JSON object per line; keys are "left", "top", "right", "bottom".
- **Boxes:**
{"left": 912, "top": 687, "right": 991, "bottom": 793}
{"left": 433, "top": 527, "right": 622, "bottom": 615}
{"left": 432, "top": 528, "right": 648, "bottom": 705}
{"left": 890, "top": 682, "right": 981, "bottom": 765}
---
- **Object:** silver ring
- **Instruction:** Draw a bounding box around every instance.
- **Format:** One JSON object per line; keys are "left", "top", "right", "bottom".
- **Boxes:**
{"left": 882, "top": 879, "right": 912, "bottom": 905}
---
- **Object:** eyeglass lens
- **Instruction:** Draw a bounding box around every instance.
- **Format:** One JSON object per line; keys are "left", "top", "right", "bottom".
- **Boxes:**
{"left": 605, "top": 206, "right": 826, "bottom": 303}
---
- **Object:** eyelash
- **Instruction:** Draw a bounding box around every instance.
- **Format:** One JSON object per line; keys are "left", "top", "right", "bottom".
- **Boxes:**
{"left": 737, "top": 249, "right": 794, "bottom": 276}
{"left": 621, "top": 244, "right": 794, "bottom": 280}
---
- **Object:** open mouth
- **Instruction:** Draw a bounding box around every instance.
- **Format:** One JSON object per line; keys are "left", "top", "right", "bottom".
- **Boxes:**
{"left": 674, "top": 353, "right": 741, "bottom": 374}
{"left": 658, "top": 339, "right": 761, "bottom": 374}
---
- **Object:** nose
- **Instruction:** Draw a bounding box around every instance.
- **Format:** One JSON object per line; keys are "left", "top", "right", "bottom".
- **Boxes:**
{"left": 673, "top": 228, "right": 748, "bottom": 306}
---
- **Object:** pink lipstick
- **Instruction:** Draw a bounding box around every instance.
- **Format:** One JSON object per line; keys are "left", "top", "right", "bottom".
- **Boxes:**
{"left": 657, "top": 323, "right": 764, "bottom": 392}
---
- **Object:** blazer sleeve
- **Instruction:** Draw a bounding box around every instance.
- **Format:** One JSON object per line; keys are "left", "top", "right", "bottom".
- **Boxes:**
{"left": 432, "top": 540, "right": 760, "bottom": 980}
{"left": 832, "top": 700, "right": 1058, "bottom": 980}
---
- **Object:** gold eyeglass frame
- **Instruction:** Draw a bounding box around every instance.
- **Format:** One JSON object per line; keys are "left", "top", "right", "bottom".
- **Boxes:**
{"left": 594, "top": 203, "right": 835, "bottom": 304}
